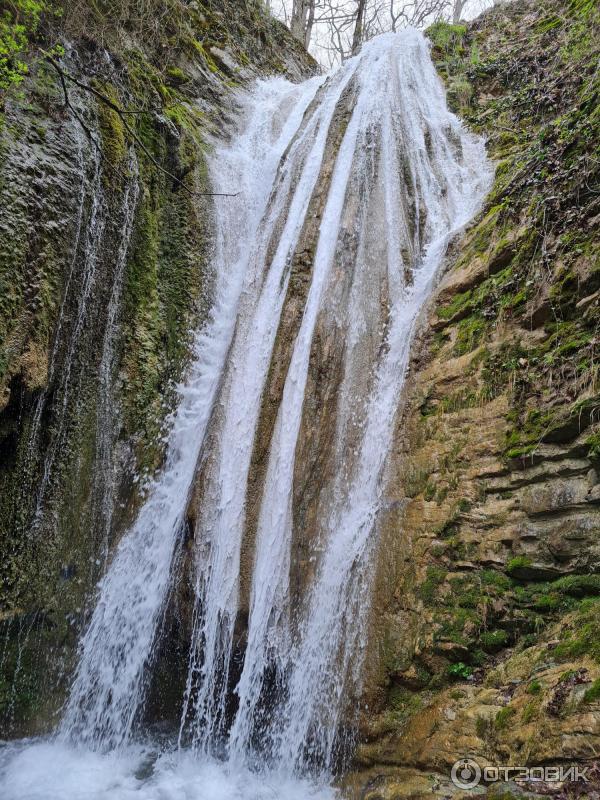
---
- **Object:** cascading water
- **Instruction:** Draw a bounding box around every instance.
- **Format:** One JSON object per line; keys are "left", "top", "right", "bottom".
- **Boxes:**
{"left": 0, "top": 30, "right": 491, "bottom": 800}
{"left": 92, "top": 149, "right": 140, "bottom": 568}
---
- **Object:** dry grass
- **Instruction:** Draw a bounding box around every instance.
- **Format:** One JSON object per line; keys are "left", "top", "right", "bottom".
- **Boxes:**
{"left": 59, "top": 0, "right": 196, "bottom": 52}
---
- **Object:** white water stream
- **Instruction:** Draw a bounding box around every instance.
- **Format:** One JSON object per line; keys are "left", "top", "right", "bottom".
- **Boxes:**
{"left": 0, "top": 30, "right": 490, "bottom": 800}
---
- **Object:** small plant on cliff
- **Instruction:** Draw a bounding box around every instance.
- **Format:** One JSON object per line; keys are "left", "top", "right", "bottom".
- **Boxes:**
{"left": 447, "top": 661, "right": 473, "bottom": 680}
{"left": 495, "top": 706, "right": 516, "bottom": 730}
{"left": 583, "top": 678, "right": 600, "bottom": 704}
{"left": 586, "top": 432, "right": 600, "bottom": 461}
{"left": 521, "top": 699, "right": 540, "bottom": 724}
{"left": 506, "top": 555, "right": 533, "bottom": 577}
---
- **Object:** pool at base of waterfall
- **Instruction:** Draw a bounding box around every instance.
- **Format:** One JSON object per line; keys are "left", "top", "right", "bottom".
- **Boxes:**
{"left": 0, "top": 739, "right": 338, "bottom": 800}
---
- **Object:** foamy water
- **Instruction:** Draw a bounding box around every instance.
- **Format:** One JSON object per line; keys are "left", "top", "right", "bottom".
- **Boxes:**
{"left": 0, "top": 739, "right": 337, "bottom": 800}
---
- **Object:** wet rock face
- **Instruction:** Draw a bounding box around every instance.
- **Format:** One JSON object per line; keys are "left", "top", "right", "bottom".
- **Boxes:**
{"left": 0, "top": 2, "right": 314, "bottom": 736}
{"left": 356, "top": 0, "right": 600, "bottom": 794}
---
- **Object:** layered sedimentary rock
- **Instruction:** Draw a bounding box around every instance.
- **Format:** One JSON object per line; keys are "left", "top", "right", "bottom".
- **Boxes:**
{"left": 351, "top": 1, "right": 600, "bottom": 795}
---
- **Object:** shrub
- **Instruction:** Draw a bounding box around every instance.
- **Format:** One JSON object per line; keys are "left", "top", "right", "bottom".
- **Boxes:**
{"left": 480, "top": 629, "right": 509, "bottom": 652}
{"left": 447, "top": 661, "right": 473, "bottom": 680}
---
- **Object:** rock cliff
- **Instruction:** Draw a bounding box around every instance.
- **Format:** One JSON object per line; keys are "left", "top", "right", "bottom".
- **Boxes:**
{"left": 352, "top": 1, "right": 600, "bottom": 796}
{"left": 0, "top": 0, "right": 313, "bottom": 734}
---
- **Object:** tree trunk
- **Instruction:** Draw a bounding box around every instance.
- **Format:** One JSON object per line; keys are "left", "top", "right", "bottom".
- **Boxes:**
{"left": 453, "top": 0, "right": 467, "bottom": 23}
{"left": 291, "top": 0, "right": 313, "bottom": 44}
{"left": 304, "top": 0, "right": 315, "bottom": 49}
{"left": 351, "top": 0, "right": 368, "bottom": 55}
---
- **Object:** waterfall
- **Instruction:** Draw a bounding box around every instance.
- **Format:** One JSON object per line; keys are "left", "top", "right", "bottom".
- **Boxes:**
{"left": 0, "top": 29, "right": 491, "bottom": 800}
{"left": 58, "top": 74, "right": 323, "bottom": 751}
{"left": 186, "top": 30, "right": 490, "bottom": 774}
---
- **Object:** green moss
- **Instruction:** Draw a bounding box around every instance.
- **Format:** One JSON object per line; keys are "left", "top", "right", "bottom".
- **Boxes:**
{"left": 165, "top": 65, "right": 189, "bottom": 85}
{"left": 437, "top": 289, "right": 472, "bottom": 321}
{"left": 586, "top": 432, "right": 600, "bottom": 460}
{"left": 471, "top": 205, "right": 506, "bottom": 254}
{"left": 0, "top": 1, "right": 59, "bottom": 92}
{"left": 419, "top": 567, "right": 447, "bottom": 603}
{"left": 453, "top": 315, "right": 486, "bottom": 356}
{"left": 507, "top": 556, "right": 532, "bottom": 576}
{"left": 553, "top": 603, "right": 600, "bottom": 663}
{"left": 505, "top": 443, "right": 537, "bottom": 460}
{"left": 94, "top": 82, "right": 127, "bottom": 167}
{"left": 385, "top": 685, "right": 425, "bottom": 727}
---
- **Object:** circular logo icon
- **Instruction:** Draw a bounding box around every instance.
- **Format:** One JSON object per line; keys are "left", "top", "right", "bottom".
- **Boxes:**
{"left": 451, "top": 758, "right": 482, "bottom": 790}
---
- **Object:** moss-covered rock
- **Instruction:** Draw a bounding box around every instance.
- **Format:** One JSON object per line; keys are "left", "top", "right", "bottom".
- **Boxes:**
{"left": 0, "top": 0, "right": 314, "bottom": 736}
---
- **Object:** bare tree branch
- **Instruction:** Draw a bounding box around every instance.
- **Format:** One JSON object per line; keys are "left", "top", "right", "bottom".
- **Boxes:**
{"left": 43, "top": 54, "right": 238, "bottom": 198}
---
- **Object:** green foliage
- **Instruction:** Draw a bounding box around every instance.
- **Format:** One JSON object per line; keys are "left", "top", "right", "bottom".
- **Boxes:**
{"left": 553, "top": 603, "right": 600, "bottom": 663}
{"left": 387, "top": 685, "right": 424, "bottom": 717}
{"left": 437, "top": 289, "right": 472, "bottom": 321}
{"left": 94, "top": 80, "right": 127, "bottom": 166}
{"left": 165, "top": 65, "right": 188, "bottom": 84}
{"left": 527, "top": 679, "right": 542, "bottom": 695}
{"left": 426, "top": 18, "right": 469, "bottom": 91}
{"left": 587, "top": 432, "right": 600, "bottom": 460}
{"left": 0, "top": 0, "right": 55, "bottom": 91}
{"left": 481, "top": 569, "right": 511, "bottom": 590}
{"left": 427, "top": 21, "right": 467, "bottom": 53}
{"left": 569, "top": 0, "right": 597, "bottom": 19}
{"left": 447, "top": 661, "right": 473, "bottom": 680}
{"left": 424, "top": 481, "right": 436, "bottom": 501}
{"left": 453, "top": 315, "right": 486, "bottom": 356}
{"left": 475, "top": 714, "right": 492, "bottom": 739}
{"left": 551, "top": 575, "right": 600, "bottom": 597}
